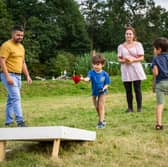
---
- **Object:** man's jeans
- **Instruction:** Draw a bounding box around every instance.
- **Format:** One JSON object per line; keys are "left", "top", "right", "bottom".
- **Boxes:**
{"left": 1, "top": 73, "right": 24, "bottom": 124}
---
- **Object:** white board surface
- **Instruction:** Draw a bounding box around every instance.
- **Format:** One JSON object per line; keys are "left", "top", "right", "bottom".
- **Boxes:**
{"left": 0, "top": 126, "right": 96, "bottom": 141}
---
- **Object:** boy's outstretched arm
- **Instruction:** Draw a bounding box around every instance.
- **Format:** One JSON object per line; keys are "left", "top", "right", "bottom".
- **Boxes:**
{"left": 80, "top": 76, "right": 90, "bottom": 82}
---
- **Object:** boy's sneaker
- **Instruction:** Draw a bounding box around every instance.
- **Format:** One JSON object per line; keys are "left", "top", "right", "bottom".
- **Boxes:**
{"left": 103, "top": 120, "right": 106, "bottom": 125}
{"left": 17, "top": 121, "right": 26, "bottom": 127}
{"left": 155, "top": 124, "right": 163, "bottom": 130}
{"left": 96, "top": 121, "right": 105, "bottom": 129}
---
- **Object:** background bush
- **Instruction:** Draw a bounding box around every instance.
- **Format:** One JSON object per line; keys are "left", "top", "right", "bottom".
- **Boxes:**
{"left": 72, "top": 51, "right": 151, "bottom": 77}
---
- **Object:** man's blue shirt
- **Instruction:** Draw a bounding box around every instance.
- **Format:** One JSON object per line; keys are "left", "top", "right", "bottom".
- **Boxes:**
{"left": 151, "top": 53, "right": 168, "bottom": 83}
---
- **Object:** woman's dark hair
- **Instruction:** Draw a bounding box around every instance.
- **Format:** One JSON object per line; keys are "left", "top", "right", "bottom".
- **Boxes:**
{"left": 92, "top": 53, "right": 105, "bottom": 65}
{"left": 153, "top": 37, "right": 168, "bottom": 52}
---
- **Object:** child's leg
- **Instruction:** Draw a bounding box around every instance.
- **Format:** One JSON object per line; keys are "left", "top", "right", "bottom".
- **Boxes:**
{"left": 97, "top": 94, "right": 106, "bottom": 122}
{"left": 155, "top": 82, "right": 165, "bottom": 126}
{"left": 92, "top": 96, "right": 99, "bottom": 117}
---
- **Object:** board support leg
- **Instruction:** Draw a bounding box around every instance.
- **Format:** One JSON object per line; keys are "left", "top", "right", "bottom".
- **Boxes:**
{"left": 51, "top": 139, "right": 60, "bottom": 160}
{"left": 0, "top": 141, "right": 6, "bottom": 161}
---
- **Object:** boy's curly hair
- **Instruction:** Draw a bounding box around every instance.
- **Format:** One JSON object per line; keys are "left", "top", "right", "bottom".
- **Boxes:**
{"left": 92, "top": 53, "right": 106, "bottom": 65}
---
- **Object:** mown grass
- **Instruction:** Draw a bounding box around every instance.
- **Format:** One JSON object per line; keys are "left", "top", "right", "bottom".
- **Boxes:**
{"left": 1, "top": 75, "right": 168, "bottom": 167}
{"left": 0, "top": 75, "right": 153, "bottom": 99}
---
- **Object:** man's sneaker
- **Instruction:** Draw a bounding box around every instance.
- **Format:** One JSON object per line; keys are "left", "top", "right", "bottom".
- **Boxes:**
{"left": 5, "top": 122, "right": 13, "bottom": 127}
{"left": 17, "top": 121, "right": 26, "bottom": 127}
{"left": 96, "top": 122, "right": 105, "bottom": 129}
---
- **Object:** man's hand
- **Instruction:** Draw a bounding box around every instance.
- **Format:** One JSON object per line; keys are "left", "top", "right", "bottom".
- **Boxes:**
{"left": 27, "top": 75, "right": 32, "bottom": 85}
{"left": 6, "top": 76, "right": 14, "bottom": 85}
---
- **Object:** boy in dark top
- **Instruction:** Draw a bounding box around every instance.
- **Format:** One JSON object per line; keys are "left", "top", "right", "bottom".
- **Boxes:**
{"left": 81, "top": 54, "right": 110, "bottom": 129}
{"left": 151, "top": 37, "right": 168, "bottom": 130}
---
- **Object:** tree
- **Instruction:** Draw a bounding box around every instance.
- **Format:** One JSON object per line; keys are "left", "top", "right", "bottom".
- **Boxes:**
{"left": 98, "top": 0, "right": 129, "bottom": 51}
{"left": 4, "top": 0, "right": 92, "bottom": 77}
{"left": 45, "top": 0, "right": 91, "bottom": 54}
{"left": 0, "top": 0, "right": 13, "bottom": 44}
{"left": 80, "top": 0, "right": 106, "bottom": 50}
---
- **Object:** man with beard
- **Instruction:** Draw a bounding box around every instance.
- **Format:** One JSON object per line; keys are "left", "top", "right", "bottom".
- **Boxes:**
{"left": 0, "top": 25, "right": 32, "bottom": 127}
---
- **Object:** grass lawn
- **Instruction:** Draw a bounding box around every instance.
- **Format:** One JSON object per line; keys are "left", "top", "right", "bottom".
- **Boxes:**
{"left": 0, "top": 75, "right": 168, "bottom": 167}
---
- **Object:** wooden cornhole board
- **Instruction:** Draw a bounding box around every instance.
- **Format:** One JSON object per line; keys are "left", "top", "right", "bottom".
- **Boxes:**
{"left": 0, "top": 126, "right": 96, "bottom": 161}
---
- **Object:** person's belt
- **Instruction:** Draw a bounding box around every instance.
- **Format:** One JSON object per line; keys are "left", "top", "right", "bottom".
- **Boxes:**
{"left": 8, "top": 72, "right": 21, "bottom": 75}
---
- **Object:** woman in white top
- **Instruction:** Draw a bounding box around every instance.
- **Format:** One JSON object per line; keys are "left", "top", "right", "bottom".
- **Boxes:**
{"left": 117, "top": 26, "right": 146, "bottom": 112}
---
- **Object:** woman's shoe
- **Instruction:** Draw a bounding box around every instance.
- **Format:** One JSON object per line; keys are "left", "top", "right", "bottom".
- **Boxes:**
{"left": 125, "top": 108, "right": 133, "bottom": 112}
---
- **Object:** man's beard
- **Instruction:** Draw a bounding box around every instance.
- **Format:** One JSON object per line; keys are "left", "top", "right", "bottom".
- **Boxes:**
{"left": 14, "top": 38, "right": 23, "bottom": 43}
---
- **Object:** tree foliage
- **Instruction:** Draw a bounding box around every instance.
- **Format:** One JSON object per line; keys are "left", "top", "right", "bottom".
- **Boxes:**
{"left": 0, "top": 1, "right": 13, "bottom": 43}
{"left": 0, "top": 0, "right": 168, "bottom": 77}
{"left": 3, "top": 0, "right": 91, "bottom": 77}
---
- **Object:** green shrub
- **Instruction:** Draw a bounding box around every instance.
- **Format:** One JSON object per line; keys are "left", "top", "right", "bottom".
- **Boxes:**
{"left": 41, "top": 51, "right": 152, "bottom": 78}
{"left": 73, "top": 54, "right": 91, "bottom": 76}
{"left": 103, "top": 52, "right": 120, "bottom": 75}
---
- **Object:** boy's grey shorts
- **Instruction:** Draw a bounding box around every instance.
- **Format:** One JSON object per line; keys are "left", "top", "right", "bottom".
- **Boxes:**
{"left": 156, "top": 80, "right": 168, "bottom": 104}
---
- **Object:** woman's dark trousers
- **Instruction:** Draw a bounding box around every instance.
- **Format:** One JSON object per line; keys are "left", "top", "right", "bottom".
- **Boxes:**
{"left": 123, "top": 80, "right": 142, "bottom": 112}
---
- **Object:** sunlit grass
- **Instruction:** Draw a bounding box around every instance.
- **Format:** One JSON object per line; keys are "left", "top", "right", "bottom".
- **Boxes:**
{"left": 0, "top": 76, "right": 168, "bottom": 167}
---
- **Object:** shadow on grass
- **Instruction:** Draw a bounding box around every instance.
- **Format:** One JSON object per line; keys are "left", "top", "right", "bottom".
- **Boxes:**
{"left": 5, "top": 140, "right": 86, "bottom": 160}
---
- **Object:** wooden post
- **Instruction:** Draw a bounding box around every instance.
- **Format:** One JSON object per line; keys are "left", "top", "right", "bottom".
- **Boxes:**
{"left": 51, "top": 139, "right": 60, "bottom": 160}
{"left": 0, "top": 141, "right": 6, "bottom": 161}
